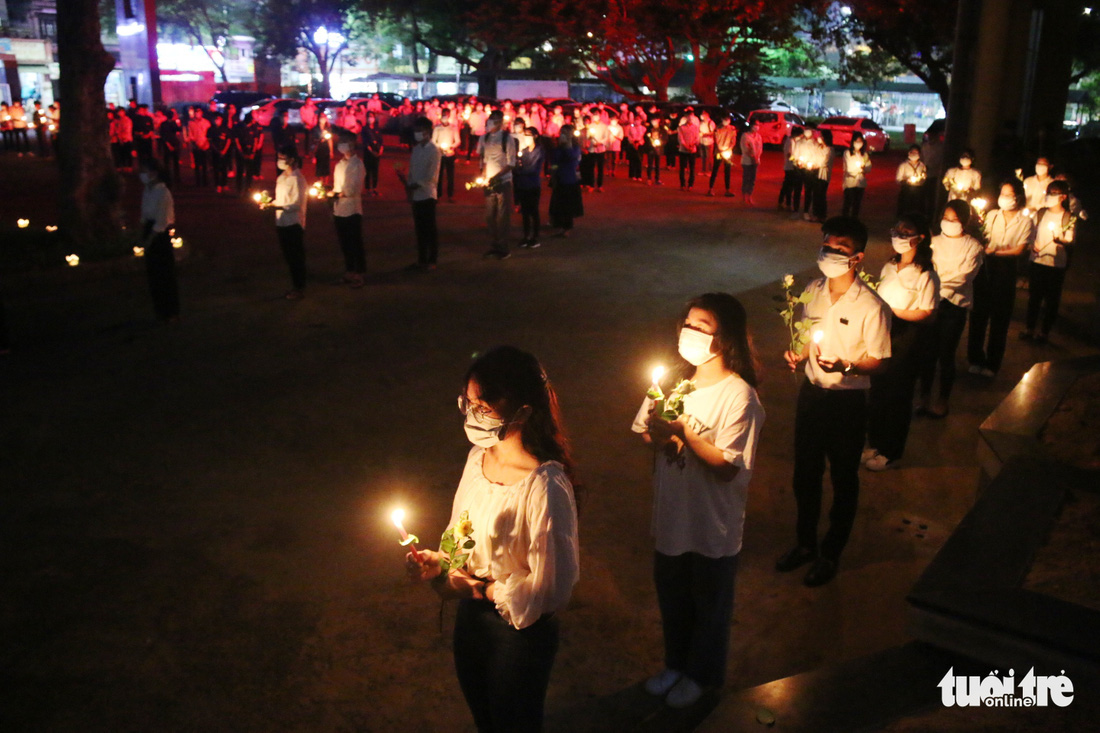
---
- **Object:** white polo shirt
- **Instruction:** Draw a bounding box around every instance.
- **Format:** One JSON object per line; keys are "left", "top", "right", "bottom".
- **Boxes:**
{"left": 983, "top": 209, "right": 1035, "bottom": 254}
{"left": 275, "top": 169, "right": 308, "bottom": 229}
{"left": 801, "top": 276, "right": 892, "bottom": 390}
{"left": 877, "top": 261, "right": 939, "bottom": 313}
{"left": 332, "top": 155, "right": 365, "bottom": 217}
{"left": 930, "top": 233, "right": 983, "bottom": 307}
{"left": 1031, "top": 209, "right": 1076, "bottom": 269}
{"left": 140, "top": 182, "right": 175, "bottom": 234}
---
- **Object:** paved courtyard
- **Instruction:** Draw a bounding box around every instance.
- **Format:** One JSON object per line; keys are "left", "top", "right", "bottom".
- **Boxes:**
{"left": 1, "top": 144, "right": 1096, "bottom": 731}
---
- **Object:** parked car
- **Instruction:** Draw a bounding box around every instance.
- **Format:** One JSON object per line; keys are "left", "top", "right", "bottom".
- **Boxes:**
{"left": 210, "top": 91, "right": 272, "bottom": 115}
{"left": 922, "top": 118, "right": 946, "bottom": 143}
{"left": 817, "top": 116, "right": 891, "bottom": 152}
{"left": 746, "top": 109, "right": 807, "bottom": 145}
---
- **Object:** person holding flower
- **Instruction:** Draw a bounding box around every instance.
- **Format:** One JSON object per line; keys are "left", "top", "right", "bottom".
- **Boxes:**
{"left": 1022, "top": 179, "right": 1076, "bottom": 343}
{"left": 632, "top": 293, "right": 765, "bottom": 708}
{"left": 406, "top": 346, "right": 579, "bottom": 733}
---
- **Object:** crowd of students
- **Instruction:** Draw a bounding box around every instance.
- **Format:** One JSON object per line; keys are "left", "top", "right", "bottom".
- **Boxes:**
{"left": 0, "top": 99, "right": 59, "bottom": 158}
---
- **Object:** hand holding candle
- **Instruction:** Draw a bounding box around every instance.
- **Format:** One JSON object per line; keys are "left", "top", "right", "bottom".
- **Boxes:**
{"left": 647, "top": 365, "right": 666, "bottom": 418}
{"left": 391, "top": 508, "right": 422, "bottom": 562}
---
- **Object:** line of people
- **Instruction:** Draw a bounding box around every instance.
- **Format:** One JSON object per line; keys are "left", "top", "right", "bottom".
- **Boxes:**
{"left": 0, "top": 100, "right": 59, "bottom": 158}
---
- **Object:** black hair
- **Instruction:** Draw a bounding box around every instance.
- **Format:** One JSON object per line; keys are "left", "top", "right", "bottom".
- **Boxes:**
{"left": 892, "top": 212, "right": 934, "bottom": 272}
{"left": 960, "top": 148, "right": 975, "bottom": 160}
{"left": 997, "top": 178, "right": 1025, "bottom": 209}
{"left": 943, "top": 199, "right": 972, "bottom": 227}
{"left": 820, "top": 129, "right": 833, "bottom": 146}
{"left": 139, "top": 159, "right": 168, "bottom": 183}
{"left": 413, "top": 116, "right": 432, "bottom": 131}
{"left": 678, "top": 293, "right": 759, "bottom": 388}
{"left": 464, "top": 346, "right": 576, "bottom": 484}
{"left": 907, "top": 144, "right": 921, "bottom": 156}
{"left": 848, "top": 131, "right": 865, "bottom": 154}
{"left": 1047, "top": 179, "right": 1070, "bottom": 198}
{"left": 277, "top": 146, "right": 301, "bottom": 168}
{"left": 821, "top": 216, "right": 869, "bottom": 252}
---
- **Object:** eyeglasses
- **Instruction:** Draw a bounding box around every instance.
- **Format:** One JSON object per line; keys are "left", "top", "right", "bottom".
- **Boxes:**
{"left": 457, "top": 395, "right": 495, "bottom": 418}
{"left": 889, "top": 228, "right": 918, "bottom": 239}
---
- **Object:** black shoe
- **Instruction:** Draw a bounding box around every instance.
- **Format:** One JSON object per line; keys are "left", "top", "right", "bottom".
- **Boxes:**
{"left": 803, "top": 558, "right": 837, "bottom": 587}
{"left": 775, "top": 546, "right": 817, "bottom": 573}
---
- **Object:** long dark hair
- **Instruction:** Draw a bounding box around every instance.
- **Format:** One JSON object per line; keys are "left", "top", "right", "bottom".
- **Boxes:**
{"left": 892, "top": 212, "right": 934, "bottom": 273}
{"left": 464, "top": 346, "right": 576, "bottom": 483}
{"left": 677, "top": 293, "right": 759, "bottom": 388}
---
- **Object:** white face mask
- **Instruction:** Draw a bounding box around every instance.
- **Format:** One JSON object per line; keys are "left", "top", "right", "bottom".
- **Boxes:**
{"left": 960, "top": 158, "right": 972, "bottom": 169}
{"left": 803, "top": 130, "right": 813, "bottom": 139}
{"left": 338, "top": 142, "right": 352, "bottom": 154}
{"left": 414, "top": 131, "right": 427, "bottom": 142}
{"left": 891, "top": 236, "right": 913, "bottom": 253}
{"left": 908, "top": 153, "right": 920, "bottom": 162}
{"left": 998, "top": 194, "right": 1017, "bottom": 211}
{"left": 817, "top": 249, "right": 853, "bottom": 278}
{"left": 1035, "top": 164, "right": 1049, "bottom": 176}
{"left": 463, "top": 410, "right": 511, "bottom": 448}
{"left": 276, "top": 160, "right": 287, "bottom": 171}
{"left": 139, "top": 171, "right": 154, "bottom": 184}
{"left": 678, "top": 327, "right": 717, "bottom": 366}
{"left": 853, "top": 141, "right": 863, "bottom": 150}
{"left": 1044, "top": 194, "right": 1062, "bottom": 209}
{"left": 941, "top": 219, "right": 964, "bottom": 237}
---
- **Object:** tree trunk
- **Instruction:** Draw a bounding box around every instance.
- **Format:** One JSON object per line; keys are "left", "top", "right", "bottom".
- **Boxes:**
{"left": 691, "top": 61, "right": 723, "bottom": 106}
{"left": 56, "top": 0, "right": 121, "bottom": 253}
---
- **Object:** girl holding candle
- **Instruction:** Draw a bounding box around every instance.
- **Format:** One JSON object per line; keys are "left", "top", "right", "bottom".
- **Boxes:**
{"left": 1022, "top": 156, "right": 1054, "bottom": 211}
{"left": 632, "top": 293, "right": 765, "bottom": 708}
{"left": 917, "top": 201, "right": 984, "bottom": 417}
{"left": 549, "top": 125, "right": 584, "bottom": 238}
{"left": 942, "top": 148, "right": 982, "bottom": 203}
{"left": 406, "top": 346, "right": 579, "bottom": 733}
{"left": 643, "top": 116, "right": 666, "bottom": 186}
{"left": 841, "top": 132, "right": 871, "bottom": 220}
{"left": 1022, "top": 180, "right": 1076, "bottom": 343}
{"left": 895, "top": 145, "right": 927, "bottom": 218}
{"left": 262, "top": 147, "right": 309, "bottom": 300}
{"left": 863, "top": 214, "right": 939, "bottom": 471}
{"left": 137, "top": 161, "right": 179, "bottom": 322}
{"left": 967, "top": 180, "right": 1034, "bottom": 375}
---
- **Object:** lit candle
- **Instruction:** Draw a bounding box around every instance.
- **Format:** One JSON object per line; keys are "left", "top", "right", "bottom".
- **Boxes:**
{"left": 391, "top": 509, "right": 422, "bottom": 562}
{"left": 813, "top": 329, "right": 824, "bottom": 346}
{"left": 65, "top": 254, "right": 79, "bottom": 267}
{"left": 171, "top": 237, "right": 183, "bottom": 249}
{"left": 252, "top": 192, "right": 262, "bottom": 202}
{"left": 323, "top": 131, "right": 332, "bottom": 140}
{"left": 972, "top": 198, "right": 987, "bottom": 212}
{"left": 651, "top": 365, "right": 666, "bottom": 394}
{"left": 133, "top": 246, "right": 145, "bottom": 257}
{"left": 17, "top": 219, "right": 29, "bottom": 228}
{"left": 721, "top": 149, "right": 732, "bottom": 160}
{"left": 45, "top": 225, "right": 58, "bottom": 232}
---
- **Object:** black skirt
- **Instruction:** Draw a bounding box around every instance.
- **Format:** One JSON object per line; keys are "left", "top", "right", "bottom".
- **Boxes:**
{"left": 549, "top": 182, "right": 583, "bottom": 224}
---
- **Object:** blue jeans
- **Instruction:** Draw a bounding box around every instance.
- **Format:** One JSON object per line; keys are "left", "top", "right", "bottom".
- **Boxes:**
{"left": 653, "top": 551, "right": 739, "bottom": 687}
{"left": 453, "top": 599, "right": 559, "bottom": 732}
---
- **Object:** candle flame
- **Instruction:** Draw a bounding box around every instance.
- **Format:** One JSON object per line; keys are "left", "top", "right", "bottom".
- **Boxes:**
{"left": 133, "top": 246, "right": 145, "bottom": 257}
{"left": 391, "top": 509, "right": 405, "bottom": 528}
{"left": 813, "top": 329, "right": 825, "bottom": 344}
{"left": 652, "top": 365, "right": 665, "bottom": 384}
{"left": 972, "top": 198, "right": 987, "bottom": 212}
{"left": 252, "top": 192, "right": 262, "bottom": 202}
{"left": 65, "top": 254, "right": 79, "bottom": 266}
{"left": 17, "top": 219, "right": 29, "bottom": 228}
{"left": 45, "top": 225, "right": 58, "bottom": 232}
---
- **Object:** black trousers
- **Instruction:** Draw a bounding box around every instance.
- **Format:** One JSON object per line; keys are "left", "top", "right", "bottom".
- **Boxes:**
{"left": 334, "top": 214, "right": 365, "bottom": 274}
{"left": 1026, "top": 262, "right": 1066, "bottom": 336}
{"left": 159, "top": 143, "right": 181, "bottom": 185}
{"left": 235, "top": 153, "right": 255, "bottom": 192}
{"left": 144, "top": 230, "right": 180, "bottom": 320}
{"left": 868, "top": 319, "right": 929, "bottom": 461}
{"left": 897, "top": 183, "right": 925, "bottom": 218}
{"left": 211, "top": 151, "right": 228, "bottom": 187}
{"left": 516, "top": 187, "right": 541, "bottom": 240}
{"left": 678, "top": 152, "right": 696, "bottom": 188}
{"left": 626, "top": 143, "right": 642, "bottom": 178}
{"left": 437, "top": 156, "right": 456, "bottom": 198}
{"left": 135, "top": 138, "right": 154, "bottom": 167}
{"left": 412, "top": 199, "right": 439, "bottom": 265}
{"left": 793, "top": 381, "right": 867, "bottom": 561}
{"left": 654, "top": 551, "right": 739, "bottom": 687}
{"left": 779, "top": 169, "right": 802, "bottom": 209}
{"left": 191, "top": 147, "right": 209, "bottom": 186}
{"left": 709, "top": 160, "right": 732, "bottom": 191}
{"left": 276, "top": 224, "right": 306, "bottom": 290}
{"left": 365, "top": 154, "right": 380, "bottom": 191}
{"left": 646, "top": 152, "right": 662, "bottom": 182}
{"left": 842, "top": 187, "right": 865, "bottom": 218}
{"left": 920, "top": 300, "right": 968, "bottom": 401}
{"left": 453, "top": 599, "right": 558, "bottom": 733}
{"left": 968, "top": 257, "right": 1016, "bottom": 371}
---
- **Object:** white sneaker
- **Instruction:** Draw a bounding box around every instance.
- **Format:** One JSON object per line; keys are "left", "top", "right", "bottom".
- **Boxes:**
{"left": 666, "top": 676, "right": 704, "bottom": 708}
{"left": 865, "top": 453, "right": 896, "bottom": 471}
{"left": 861, "top": 448, "right": 879, "bottom": 464}
{"left": 967, "top": 364, "right": 984, "bottom": 375}
{"left": 644, "top": 668, "right": 683, "bottom": 696}
{"left": 979, "top": 367, "right": 996, "bottom": 378}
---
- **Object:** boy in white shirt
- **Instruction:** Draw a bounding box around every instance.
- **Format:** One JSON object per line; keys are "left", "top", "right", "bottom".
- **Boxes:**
{"left": 332, "top": 134, "right": 366, "bottom": 287}
{"left": 397, "top": 117, "right": 442, "bottom": 270}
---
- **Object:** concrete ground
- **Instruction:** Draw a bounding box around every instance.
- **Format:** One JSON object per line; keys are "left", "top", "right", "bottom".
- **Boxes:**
{"left": 1, "top": 143, "right": 1097, "bottom": 732}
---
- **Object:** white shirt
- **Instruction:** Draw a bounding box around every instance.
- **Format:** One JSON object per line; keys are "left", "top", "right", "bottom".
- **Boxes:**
{"left": 449, "top": 447, "right": 579, "bottom": 630}
{"left": 477, "top": 130, "right": 518, "bottom": 183}
{"left": 332, "top": 155, "right": 365, "bottom": 217}
{"left": 877, "top": 261, "right": 939, "bottom": 313}
{"left": 896, "top": 159, "right": 927, "bottom": 185}
{"left": 275, "top": 169, "right": 308, "bottom": 228}
{"left": 431, "top": 123, "right": 461, "bottom": 156}
{"left": 1031, "top": 209, "right": 1076, "bottom": 268}
{"left": 983, "top": 209, "right": 1035, "bottom": 255}
{"left": 631, "top": 374, "right": 765, "bottom": 558}
{"left": 930, "top": 233, "right": 983, "bottom": 307}
{"left": 407, "top": 141, "right": 441, "bottom": 202}
{"left": 943, "top": 167, "right": 981, "bottom": 200}
{"left": 140, "top": 181, "right": 175, "bottom": 233}
{"left": 800, "top": 276, "right": 892, "bottom": 390}
{"left": 842, "top": 150, "right": 870, "bottom": 188}
{"left": 1023, "top": 175, "right": 1053, "bottom": 211}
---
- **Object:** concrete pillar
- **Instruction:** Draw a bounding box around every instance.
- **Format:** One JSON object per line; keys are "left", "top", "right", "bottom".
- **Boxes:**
{"left": 115, "top": 0, "right": 161, "bottom": 106}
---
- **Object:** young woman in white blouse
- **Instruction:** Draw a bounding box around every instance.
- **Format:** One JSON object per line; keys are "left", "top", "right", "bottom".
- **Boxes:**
{"left": 260, "top": 147, "right": 309, "bottom": 300}
{"left": 896, "top": 145, "right": 928, "bottom": 217}
{"left": 1023, "top": 179, "right": 1076, "bottom": 343}
{"left": 967, "top": 180, "right": 1034, "bottom": 375}
{"left": 864, "top": 214, "right": 939, "bottom": 471}
{"left": 632, "top": 293, "right": 765, "bottom": 709}
{"left": 942, "top": 148, "right": 982, "bottom": 203}
{"left": 407, "top": 346, "right": 579, "bottom": 732}
{"left": 841, "top": 132, "right": 872, "bottom": 219}
{"left": 138, "top": 161, "right": 179, "bottom": 322}
{"left": 917, "top": 200, "right": 984, "bottom": 417}
{"left": 1022, "top": 156, "right": 1054, "bottom": 211}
